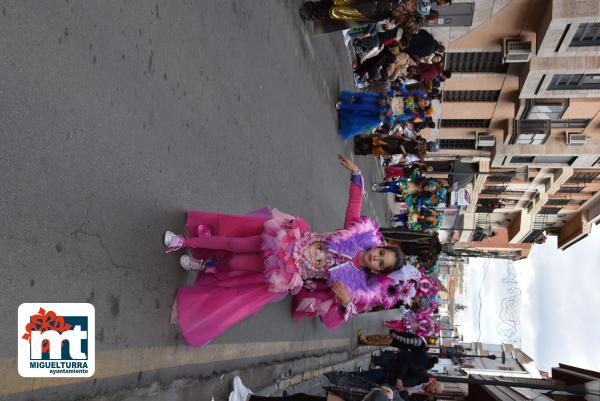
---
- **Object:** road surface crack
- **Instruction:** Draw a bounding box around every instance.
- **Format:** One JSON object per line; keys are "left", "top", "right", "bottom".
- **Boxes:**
{"left": 69, "top": 222, "right": 137, "bottom": 272}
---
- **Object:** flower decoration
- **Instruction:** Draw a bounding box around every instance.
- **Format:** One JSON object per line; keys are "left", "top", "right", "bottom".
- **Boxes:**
{"left": 398, "top": 281, "right": 417, "bottom": 305}
{"left": 417, "top": 276, "right": 440, "bottom": 297}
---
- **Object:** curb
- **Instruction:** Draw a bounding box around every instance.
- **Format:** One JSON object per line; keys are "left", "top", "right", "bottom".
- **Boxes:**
{"left": 255, "top": 346, "right": 380, "bottom": 397}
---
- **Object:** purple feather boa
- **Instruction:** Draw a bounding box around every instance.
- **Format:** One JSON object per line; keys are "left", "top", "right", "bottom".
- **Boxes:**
{"left": 328, "top": 263, "right": 393, "bottom": 306}
{"left": 326, "top": 217, "right": 383, "bottom": 259}
{"left": 325, "top": 217, "right": 386, "bottom": 306}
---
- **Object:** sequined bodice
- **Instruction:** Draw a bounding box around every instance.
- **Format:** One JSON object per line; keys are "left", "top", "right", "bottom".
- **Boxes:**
{"left": 304, "top": 250, "right": 350, "bottom": 280}
{"left": 292, "top": 232, "right": 356, "bottom": 280}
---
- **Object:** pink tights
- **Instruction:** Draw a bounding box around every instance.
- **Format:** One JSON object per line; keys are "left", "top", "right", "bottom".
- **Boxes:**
{"left": 182, "top": 235, "right": 263, "bottom": 253}
{"left": 182, "top": 235, "right": 265, "bottom": 272}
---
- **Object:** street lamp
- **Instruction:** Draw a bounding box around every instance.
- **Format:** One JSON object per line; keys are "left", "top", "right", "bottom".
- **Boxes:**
{"left": 438, "top": 347, "right": 507, "bottom": 364}
{"left": 461, "top": 352, "right": 506, "bottom": 364}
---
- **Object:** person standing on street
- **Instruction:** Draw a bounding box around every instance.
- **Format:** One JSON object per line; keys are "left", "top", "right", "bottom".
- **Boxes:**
{"left": 164, "top": 155, "right": 407, "bottom": 348}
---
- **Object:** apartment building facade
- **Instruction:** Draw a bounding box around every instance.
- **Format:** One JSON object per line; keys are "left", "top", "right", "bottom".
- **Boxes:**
{"left": 429, "top": 340, "right": 547, "bottom": 400}
{"left": 426, "top": 0, "right": 600, "bottom": 251}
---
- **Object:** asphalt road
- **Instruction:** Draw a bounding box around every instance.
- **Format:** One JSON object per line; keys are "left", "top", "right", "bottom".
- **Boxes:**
{"left": 0, "top": 1, "right": 391, "bottom": 399}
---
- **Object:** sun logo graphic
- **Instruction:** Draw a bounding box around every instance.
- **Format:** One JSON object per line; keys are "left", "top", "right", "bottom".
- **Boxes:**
{"left": 18, "top": 303, "right": 95, "bottom": 377}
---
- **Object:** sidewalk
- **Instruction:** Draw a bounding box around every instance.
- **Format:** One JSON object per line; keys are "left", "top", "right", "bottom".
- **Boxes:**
{"left": 255, "top": 346, "right": 379, "bottom": 398}
{"left": 70, "top": 310, "right": 399, "bottom": 401}
{"left": 78, "top": 346, "right": 381, "bottom": 401}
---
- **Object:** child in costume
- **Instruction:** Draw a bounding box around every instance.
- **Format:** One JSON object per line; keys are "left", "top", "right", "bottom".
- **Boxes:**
{"left": 337, "top": 90, "right": 398, "bottom": 140}
{"left": 163, "top": 155, "right": 406, "bottom": 348}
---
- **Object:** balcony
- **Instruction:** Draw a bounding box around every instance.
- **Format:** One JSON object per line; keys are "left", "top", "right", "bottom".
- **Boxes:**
{"left": 522, "top": 214, "right": 553, "bottom": 243}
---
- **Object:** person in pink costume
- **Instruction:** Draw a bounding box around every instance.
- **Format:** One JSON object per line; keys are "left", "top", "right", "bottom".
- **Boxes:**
{"left": 163, "top": 155, "right": 407, "bottom": 348}
{"left": 385, "top": 308, "right": 442, "bottom": 338}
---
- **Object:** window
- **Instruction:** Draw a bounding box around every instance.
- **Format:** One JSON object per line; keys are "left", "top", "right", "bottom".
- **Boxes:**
{"left": 546, "top": 198, "right": 570, "bottom": 206}
{"left": 539, "top": 207, "right": 560, "bottom": 215}
{"left": 570, "top": 23, "right": 600, "bottom": 47}
{"left": 443, "top": 90, "right": 500, "bottom": 102}
{"left": 567, "top": 172, "right": 600, "bottom": 183}
{"left": 548, "top": 74, "right": 600, "bottom": 90}
{"left": 514, "top": 133, "right": 548, "bottom": 144}
{"left": 523, "top": 99, "right": 568, "bottom": 120}
{"left": 511, "top": 156, "right": 534, "bottom": 164}
{"left": 488, "top": 173, "right": 515, "bottom": 182}
{"left": 556, "top": 24, "right": 571, "bottom": 51}
{"left": 558, "top": 186, "right": 583, "bottom": 193}
{"left": 440, "top": 119, "right": 491, "bottom": 128}
{"left": 511, "top": 155, "right": 576, "bottom": 165}
{"left": 439, "top": 139, "right": 477, "bottom": 150}
{"left": 445, "top": 52, "right": 508, "bottom": 73}
{"left": 534, "top": 156, "right": 577, "bottom": 165}
{"left": 551, "top": 119, "right": 590, "bottom": 129}
{"left": 512, "top": 120, "right": 550, "bottom": 144}
{"left": 481, "top": 185, "right": 507, "bottom": 194}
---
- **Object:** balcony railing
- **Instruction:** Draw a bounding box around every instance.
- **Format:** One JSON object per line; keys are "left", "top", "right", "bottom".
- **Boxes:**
{"left": 566, "top": 172, "right": 600, "bottom": 184}
{"left": 481, "top": 185, "right": 508, "bottom": 195}
{"left": 522, "top": 214, "right": 554, "bottom": 243}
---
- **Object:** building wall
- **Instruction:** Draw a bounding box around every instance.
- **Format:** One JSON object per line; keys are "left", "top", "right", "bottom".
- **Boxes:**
{"left": 443, "top": 74, "right": 506, "bottom": 91}
{"left": 448, "top": 0, "right": 537, "bottom": 50}
{"left": 520, "top": 56, "right": 600, "bottom": 99}
{"left": 538, "top": 0, "right": 600, "bottom": 58}
{"left": 491, "top": 138, "right": 600, "bottom": 169}
{"left": 563, "top": 98, "right": 600, "bottom": 119}
{"left": 427, "top": 0, "right": 600, "bottom": 251}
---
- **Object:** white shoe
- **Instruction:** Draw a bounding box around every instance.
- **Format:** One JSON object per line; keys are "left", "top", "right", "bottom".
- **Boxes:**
{"left": 164, "top": 230, "right": 184, "bottom": 253}
{"left": 179, "top": 255, "right": 217, "bottom": 272}
{"left": 179, "top": 255, "right": 204, "bottom": 271}
{"left": 233, "top": 376, "right": 252, "bottom": 401}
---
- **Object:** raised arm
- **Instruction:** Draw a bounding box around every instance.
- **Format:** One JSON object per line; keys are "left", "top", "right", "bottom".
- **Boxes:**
{"left": 338, "top": 154, "right": 363, "bottom": 229}
{"left": 344, "top": 171, "right": 364, "bottom": 228}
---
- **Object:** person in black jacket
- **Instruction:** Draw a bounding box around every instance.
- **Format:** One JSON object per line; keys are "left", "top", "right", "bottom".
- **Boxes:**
{"left": 372, "top": 349, "right": 438, "bottom": 385}
{"left": 403, "top": 29, "right": 444, "bottom": 58}
{"left": 327, "top": 349, "right": 438, "bottom": 392}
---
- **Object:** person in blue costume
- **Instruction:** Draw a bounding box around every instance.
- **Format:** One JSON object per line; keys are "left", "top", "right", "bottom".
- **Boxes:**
{"left": 337, "top": 90, "right": 396, "bottom": 140}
